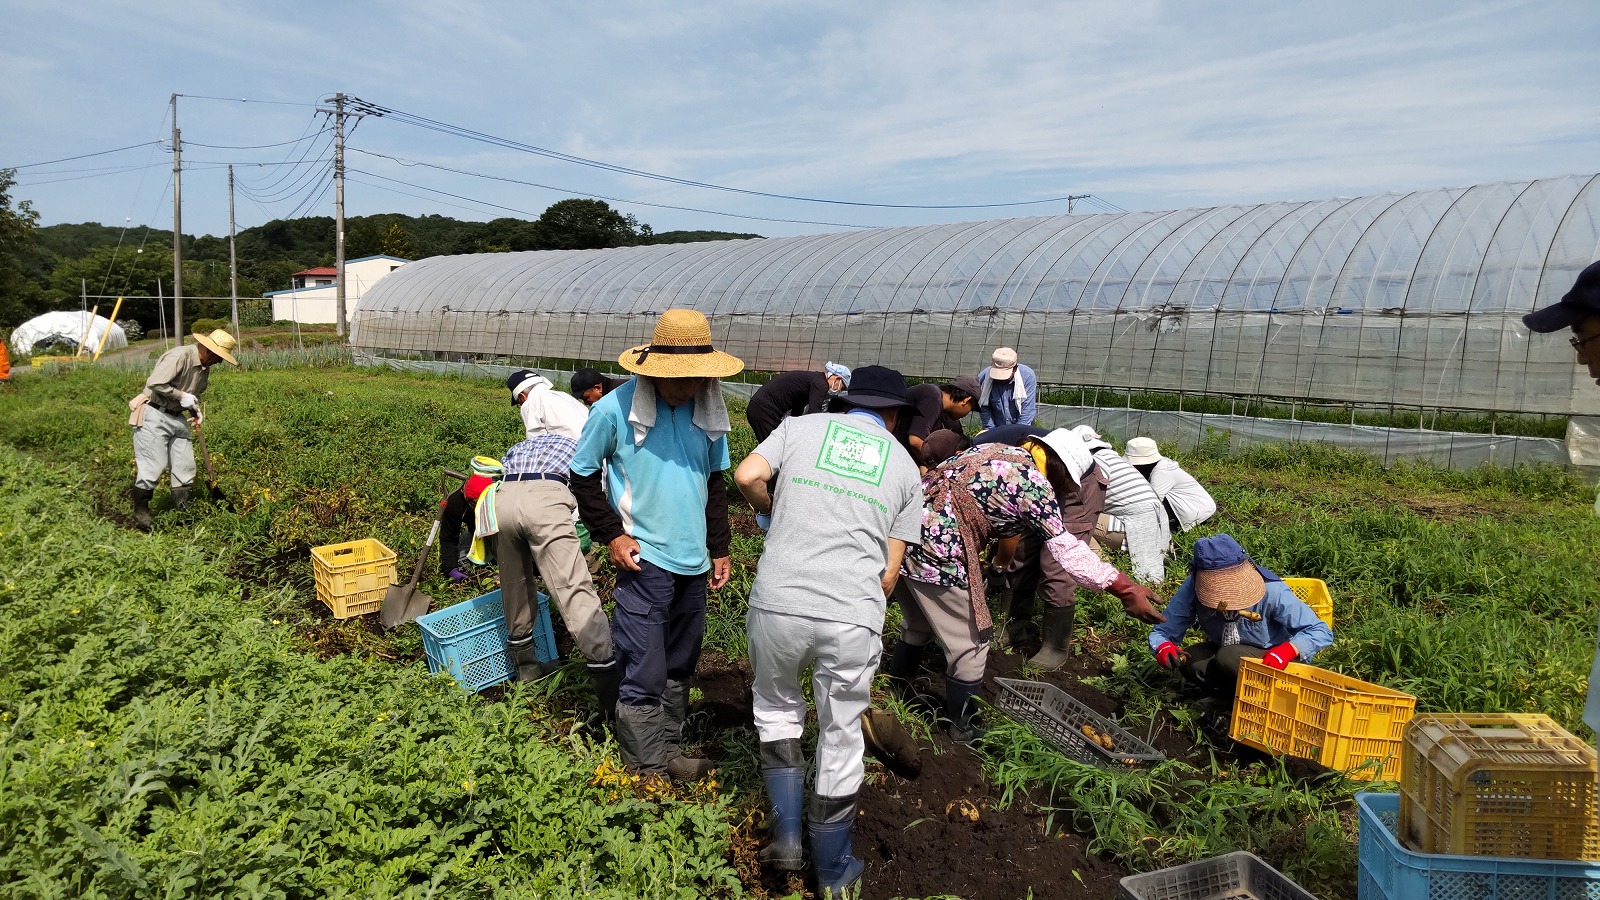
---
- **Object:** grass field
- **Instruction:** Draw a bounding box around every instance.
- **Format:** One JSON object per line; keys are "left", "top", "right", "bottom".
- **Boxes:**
{"left": 1, "top": 361, "right": 1596, "bottom": 899}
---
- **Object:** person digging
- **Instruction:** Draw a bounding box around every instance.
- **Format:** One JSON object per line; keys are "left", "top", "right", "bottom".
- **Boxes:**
{"left": 125, "top": 329, "right": 238, "bottom": 531}
{"left": 1148, "top": 534, "right": 1333, "bottom": 699}
{"left": 734, "top": 365, "right": 925, "bottom": 899}
{"left": 570, "top": 309, "right": 739, "bottom": 783}
{"left": 890, "top": 442, "right": 1165, "bottom": 742}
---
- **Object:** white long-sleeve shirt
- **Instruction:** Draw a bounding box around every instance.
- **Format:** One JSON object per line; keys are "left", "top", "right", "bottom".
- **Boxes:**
{"left": 1139, "top": 456, "right": 1218, "bottom": 532}
{"left": 518, "top": 377, "right": 589, "bottom": 440}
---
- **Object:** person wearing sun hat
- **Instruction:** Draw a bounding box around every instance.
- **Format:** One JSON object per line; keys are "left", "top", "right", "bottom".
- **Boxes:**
{"left": 745, "top": 362, "right": 852, "bottom": 442}
{"left": 570, "top": 308, "right": 742, "bottom": 782}
{"left": 125, "top": 328, "right": 238, "bottom": 530}
{"left": 1124, "top": 436, "right": 1217, "bottom": 534}
{"left": 1147, "top": 534, "right": 1333, "bottom": 698}
{"left": 976, "top": 347, "right": 1037, "bottom": 429}
{"left": 437, "top": 456, "right": 503, "bottom": 581}
{"left": 507, "top": 368, "right": 588, "bottom": 440}
{"left": 733, "top": 365, "right": 924, "bottom": 897}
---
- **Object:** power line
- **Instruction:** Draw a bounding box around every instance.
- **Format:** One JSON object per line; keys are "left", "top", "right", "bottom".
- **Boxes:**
{"left": 347, "top": 166, "right": 872, "bottom": 230}
{"left": 350, "top": 150, "right": 873, "bottom": 229}
{"left": 173, "top": 93, "right": 324, "bottom": 108}
{"left": 346, "top": 96, "right": 1084, "bottom": 211}
{"left": 180, "top": 128, "right": 334, "bottom": 150}
{"left": 3, "top": 141, "right": 164, "bottom": 170}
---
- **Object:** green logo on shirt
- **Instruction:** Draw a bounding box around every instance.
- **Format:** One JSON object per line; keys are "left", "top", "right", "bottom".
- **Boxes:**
{"left": 816, "top": 420, "right": 890, "bottom": 486}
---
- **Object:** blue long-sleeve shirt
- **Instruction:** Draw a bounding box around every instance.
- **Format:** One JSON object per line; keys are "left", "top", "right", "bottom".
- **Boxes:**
{"left": 1149, "top": 577, "right": 1334, "bottom": 662}
{"left": 978, "top": 363, "right": 1037, "bottom": 429}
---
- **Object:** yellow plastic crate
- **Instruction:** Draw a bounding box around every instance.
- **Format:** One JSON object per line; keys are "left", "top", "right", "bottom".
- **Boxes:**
{"left": 1230, "top": 659, "right": 1416, "bottom": 781}
{"left": 1399, "top": 713, "right": 1600, "bottom": 861}
{"left": 1283, "top": 577, "right": 1334, "bottom": 629}
{"left": 311, "top": 538, "right": 397, "bottom": 619}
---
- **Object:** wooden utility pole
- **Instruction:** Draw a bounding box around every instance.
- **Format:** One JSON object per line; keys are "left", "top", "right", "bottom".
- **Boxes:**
{"left": 171, "top": 93, "right": 184, "bottom": 339}
{"left": 228, "top": 164, "right": 239, "bottom": 338}
{"left": 333, "top": 92, "right": 347, "bottom": 338}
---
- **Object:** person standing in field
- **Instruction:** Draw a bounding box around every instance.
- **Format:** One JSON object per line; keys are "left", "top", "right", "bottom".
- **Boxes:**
{"left": 1521, "top": 259, "right": 1600, "bottom": 786}
{"left": 570, "top": 309, "right": 741, "bottom": 781}
{"left": 733, "top": 366, "right": 924, "bottom": 900}
{"left": 1123, "top": 437, "right": 1217, "bottom": 534}
{"left": 570, "top": 367, "right": 629, "bottom": 408}
{"left": 125, "top": 329, "right": 237, "bottom": 531}
{"left": 746, "top": 362, "right": 851, "bottom": 442}
{"left": 976, "top": 347, "right": 1036, "bottom": 429}
{"left": 889, "top": 442, "right": 1164, "bottom": 741}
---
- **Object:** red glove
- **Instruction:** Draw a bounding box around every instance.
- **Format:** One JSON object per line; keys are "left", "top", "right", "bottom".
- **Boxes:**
{"left": 1155, "top": 641, "right": 1188, "bottom": 669}
{"left": 1108, "top": 573, "right": 1167, "bottom": 625}
{"left": 1261, "top": 642, "right": 1298, "bottom": 670}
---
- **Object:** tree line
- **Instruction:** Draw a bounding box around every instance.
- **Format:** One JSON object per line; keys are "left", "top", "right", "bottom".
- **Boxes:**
{"left": 0, "top": 168, "right": 760, "bottom": 330}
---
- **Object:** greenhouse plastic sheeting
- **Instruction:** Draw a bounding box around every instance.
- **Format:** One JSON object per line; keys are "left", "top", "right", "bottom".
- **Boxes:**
{"left": 352, "top": 174, "right": 1600, "bottom": 417}
{"left": 352, "top": 353, "right": 1577, "bottom": 471}
{"left": 1568, "top": 417, "right": 1600, "bottom": 467}
{"left": 9, "top": 311, "right": 127, "bottom": 356}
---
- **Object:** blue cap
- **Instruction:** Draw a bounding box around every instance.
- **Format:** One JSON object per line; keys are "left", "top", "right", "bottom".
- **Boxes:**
{"left": 824, "top": 361, "right": 851, "bottom": 388}
{"left": 1191, "top": 534, "right": 1249, "bottom": 572}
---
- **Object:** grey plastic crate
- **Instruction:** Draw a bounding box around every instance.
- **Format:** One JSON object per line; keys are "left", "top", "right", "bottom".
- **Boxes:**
{"left": 994, "top": 678, "right": 1165, "bottom": 767}
{"left": 1119, "top": 852, "right": 1316, "bottom": 900}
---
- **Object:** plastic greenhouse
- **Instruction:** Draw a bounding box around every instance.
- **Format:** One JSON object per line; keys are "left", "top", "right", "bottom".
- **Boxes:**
{"left": 351, "top": 174, "right": 1600, "bottom": 462}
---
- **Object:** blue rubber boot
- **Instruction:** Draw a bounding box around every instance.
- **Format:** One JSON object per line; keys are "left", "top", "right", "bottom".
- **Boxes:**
{"left": 758, "top": 739, "right": 805, "bottom": 871}
{"left": 808, "top": 793, "right": 863, "bottom": 899}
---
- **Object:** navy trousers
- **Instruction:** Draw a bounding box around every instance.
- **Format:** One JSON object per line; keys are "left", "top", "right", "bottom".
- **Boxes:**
{"left": 612, "top": 558, "right": 707, "bottom": 705}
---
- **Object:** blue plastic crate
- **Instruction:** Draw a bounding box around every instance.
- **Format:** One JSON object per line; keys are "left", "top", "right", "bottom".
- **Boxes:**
{"left": 1358, "top": 792, "right": 1600, "bottom": 900}
{"left": 416, "top": 589, "right": 557, "bottom": 693}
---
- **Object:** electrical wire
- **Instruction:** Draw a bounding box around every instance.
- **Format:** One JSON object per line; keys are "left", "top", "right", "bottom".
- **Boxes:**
{"left": 173, "top": 93, "right": 324, "bottom": 108}
{"left": 350, "top": 150, "right": 873, "bottom": 229}
{"left": 181, "top": 128, "right": 334, "bottom": 150}
{"left": 345, "top": 96, "right": 1083, "bottom": 211}
{"left": 3, "top": 141, "right": 163, "bottom": 170}
{"left": 347, "top": 166, "right": 871, "bottom": 230}
{"left": 15, "top": 164, "right": 168, "bottom": 186}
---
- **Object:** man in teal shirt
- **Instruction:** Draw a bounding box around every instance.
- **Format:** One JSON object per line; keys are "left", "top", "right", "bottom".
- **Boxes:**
{"left": 571, "top": 309, "right": 743, "bottom": 781}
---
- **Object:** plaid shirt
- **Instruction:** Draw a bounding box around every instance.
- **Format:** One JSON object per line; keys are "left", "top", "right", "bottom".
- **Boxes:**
{"left": 502, "top": 434, "right": 579, "bottom": 476}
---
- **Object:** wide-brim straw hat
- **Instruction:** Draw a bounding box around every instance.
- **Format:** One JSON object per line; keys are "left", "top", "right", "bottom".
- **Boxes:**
{"left": 618, "top": 309, "right": 744, "bottom": 378}
{"left": 193, "top": 329, "right": 238, "bottom": 366}
{"left": 1195, "top": 562, "right": 1268, "bottom": 612}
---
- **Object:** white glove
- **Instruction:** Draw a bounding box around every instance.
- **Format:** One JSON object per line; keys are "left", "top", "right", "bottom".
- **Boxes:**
{"left": 179, "top": 392, "right": 199, "bottom": 411}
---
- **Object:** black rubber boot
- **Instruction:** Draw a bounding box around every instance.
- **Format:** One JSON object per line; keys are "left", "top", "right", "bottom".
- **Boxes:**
{"left": 1027, "top": 604, "right": 1075, "bottom": 671}
{"left": 662, "top": 678, "right": 713, "bottom": 780}
{"left": 808, "top": 793, "right": 864, "bottom": 899}
{"left": 171, "top": 485, "right": 192, "bottom": 511}
{"left": 615, "top": 701, "right": 669, "bottom": 777}
{"left": 758, "top": 738, "right": 805, "bottom": 871}
{"left": 884, "top": 639, "right": 922, "bottom": 701}
{"left": 131, "top": 487, "right": 154, "bottom": 532}
{"left": 588, "top": 658, "right": 621, "bottom": 727}
{"left": 507, "top": 633, "right": 551, "bottom": 682}
{"left": 944, "top": 676, "right": 986, "bottom": 744}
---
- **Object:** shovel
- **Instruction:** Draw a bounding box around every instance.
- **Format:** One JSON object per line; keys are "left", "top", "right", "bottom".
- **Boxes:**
{"left": 190, "top": 417, "right": 231, "bottom": 509}
{"left": 380, "top": 475, "right": 458, "bottom": 630}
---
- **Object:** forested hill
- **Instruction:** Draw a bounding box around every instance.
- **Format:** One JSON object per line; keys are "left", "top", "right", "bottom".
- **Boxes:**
{"left": 4, "top": 197, "right": 759, "bottom": 327}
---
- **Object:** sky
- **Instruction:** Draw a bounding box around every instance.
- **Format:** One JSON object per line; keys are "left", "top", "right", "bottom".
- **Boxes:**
{"left": 4, "top": 0, "right": 1598, "bottom": 241}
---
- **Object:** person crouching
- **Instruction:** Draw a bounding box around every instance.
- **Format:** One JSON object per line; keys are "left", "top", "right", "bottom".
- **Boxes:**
{"left": 1148, "top": 534, "right": 1333, "bottom": 697}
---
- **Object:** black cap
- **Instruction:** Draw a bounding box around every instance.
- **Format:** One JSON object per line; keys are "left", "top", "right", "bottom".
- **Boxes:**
{"left": 834, "top": 365, "right": 915, "bottom": 410}
{"left": 571, "top": 367, "right": 608, "bottom": 398}
{"left": 506, "top": 369, "right": 536, "bottom": 405}
{"left": 1523, "top": 260, "right": 1600, "bottom": 333}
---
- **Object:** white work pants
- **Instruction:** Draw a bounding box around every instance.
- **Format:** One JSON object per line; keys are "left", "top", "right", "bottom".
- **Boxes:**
{"left": 132, "top": 406, "right": 196, "bottom": 490}
{"left": 747, "top": 608, "right": 880, "bottom": 797}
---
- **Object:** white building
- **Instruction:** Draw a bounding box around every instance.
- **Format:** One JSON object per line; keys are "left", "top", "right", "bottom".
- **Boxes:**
{"left": 266, "top": 255, "right": 409, "bottom": 324}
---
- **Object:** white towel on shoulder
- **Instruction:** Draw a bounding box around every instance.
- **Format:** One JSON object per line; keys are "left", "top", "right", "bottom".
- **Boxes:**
{"left": 628, "top": 377, "right": 732, "bottom": 446}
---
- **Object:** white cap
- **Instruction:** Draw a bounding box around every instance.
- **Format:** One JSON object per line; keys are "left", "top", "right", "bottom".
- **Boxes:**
{"left": 1125, "top": 436, "right": 1162, "bottom": 465}
{"left": 989, "top": 347, "right": 1018, "bottom": 381}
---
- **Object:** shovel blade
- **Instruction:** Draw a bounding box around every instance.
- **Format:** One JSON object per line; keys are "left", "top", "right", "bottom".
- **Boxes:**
{"left": 380, "top": 583, "right": 433, "bottom": 630}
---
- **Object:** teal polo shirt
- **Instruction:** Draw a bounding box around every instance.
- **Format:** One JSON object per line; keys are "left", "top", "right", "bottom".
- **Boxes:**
{"left": 570, "top": 379, "right": 731, "bottom": 576}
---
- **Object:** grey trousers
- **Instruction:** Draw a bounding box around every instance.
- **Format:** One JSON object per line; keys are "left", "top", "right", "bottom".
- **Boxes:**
{"left": 895, "top": 578, "right": 988, "bottom": 682}
{"left": 495, "top": 480, "right": 615, "bottom": 664}
{"left": 748, "top": 608, "right": 880, "bottom": 797}
{"left": 132, "top": 406, "right": 196, "bottom": 490}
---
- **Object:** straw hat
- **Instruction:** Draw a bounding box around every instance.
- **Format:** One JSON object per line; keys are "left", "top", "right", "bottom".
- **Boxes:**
{"left": 618, "top": 309, "right": 744, "bottom": 378}
{"left": 193, "top": 329, "right": 238, "bottom": 366}
{"left": 1191, "top": 534, "right": 1267, "bottom": 612}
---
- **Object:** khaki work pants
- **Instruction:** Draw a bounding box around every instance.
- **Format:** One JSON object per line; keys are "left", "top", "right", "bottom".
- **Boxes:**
{"left": 132, "top": 405, "right": 196, "bottom": 490}
{"left": 894, "top": 578, "right": 988, "bottom": 682}
{"left": 495, "top": 480, "right": 615, "bottom": 664}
